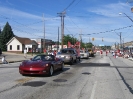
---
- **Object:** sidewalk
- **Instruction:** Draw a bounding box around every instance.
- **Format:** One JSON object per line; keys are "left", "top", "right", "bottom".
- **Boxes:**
{"left": 112, "top": 55, "right": 133, "bottom": 66}
{"left": 0, "top": 52, "right": 36, "bottom": 64}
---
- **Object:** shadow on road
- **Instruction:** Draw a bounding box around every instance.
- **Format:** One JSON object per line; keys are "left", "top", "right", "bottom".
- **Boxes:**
{"left": 72, "top": 63, "right": 133, "bottom": 69}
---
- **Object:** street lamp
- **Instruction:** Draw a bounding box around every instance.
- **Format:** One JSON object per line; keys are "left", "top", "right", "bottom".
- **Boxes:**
{"left": 119, "top": 12, "right": 133, "bottom": 22}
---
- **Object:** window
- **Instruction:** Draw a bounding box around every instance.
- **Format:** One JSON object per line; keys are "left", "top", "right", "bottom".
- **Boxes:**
{"left": 10, "top": 45, "right": 12, "bottom": 50}
{"left": 17, "top": 45, "right": 20, "bottom": 50}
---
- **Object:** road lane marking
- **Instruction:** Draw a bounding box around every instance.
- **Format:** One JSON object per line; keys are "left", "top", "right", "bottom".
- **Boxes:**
{"left": 90, "top": 81, "right": 97, "bottom": 99}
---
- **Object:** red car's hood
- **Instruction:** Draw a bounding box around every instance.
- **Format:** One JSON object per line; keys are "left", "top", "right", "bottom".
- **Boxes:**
{"left": 22, "top": 60, "right": 49, "bottom": 67}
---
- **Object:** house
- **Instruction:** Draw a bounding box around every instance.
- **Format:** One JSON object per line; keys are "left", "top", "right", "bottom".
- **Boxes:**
{"left": 31, "top": 38, "right": 55, "bottom": 52}
{"left": 6, "top": 36, "right": 38, "bottom": 53}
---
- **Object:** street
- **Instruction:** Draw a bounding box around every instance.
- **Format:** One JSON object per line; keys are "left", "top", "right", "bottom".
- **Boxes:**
{"left": 0, "top": 52, "right": 133, "bottom": 99}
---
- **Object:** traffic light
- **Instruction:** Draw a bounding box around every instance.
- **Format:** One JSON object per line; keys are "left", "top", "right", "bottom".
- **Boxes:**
{"left": 92, "top": 38, "right": 94, "bottom": 41}
{"left": 102, "top": 37, "right": 104, "bottom": 42}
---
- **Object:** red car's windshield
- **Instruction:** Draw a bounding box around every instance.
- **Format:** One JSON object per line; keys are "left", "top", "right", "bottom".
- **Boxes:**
{"left": 32, "top": 55, "right": 55, "bottom": 61}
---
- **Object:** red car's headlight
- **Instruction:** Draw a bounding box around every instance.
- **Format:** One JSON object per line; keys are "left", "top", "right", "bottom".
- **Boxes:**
{"left": 41, "top": 63, "right": 49, "bottom": 67}
{"left": 45, "top": 64, "right": 49, "bottom": 66}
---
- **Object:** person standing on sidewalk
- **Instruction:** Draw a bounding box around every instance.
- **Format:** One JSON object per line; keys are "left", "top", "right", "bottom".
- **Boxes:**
{"left": 2, "top": 56, "right": 8, "bottom": 64}
{"left": 24, "top": 48, "right": 27, "bottom": 58}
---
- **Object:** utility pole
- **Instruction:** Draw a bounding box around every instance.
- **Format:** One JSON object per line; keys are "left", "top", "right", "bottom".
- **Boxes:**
{"left": 57, "top": 27, "right": 59, "bottom": 52}
{"left": 57, "top": 11, "right": 66, "bottom": 49}
{"left": 43, "top": 14, "right": 45, "bottom": 52}
{"left": 116, "top": 32, "right": 122, "bottom": 49}
{"left": 120, "top": 32, "right": 122, "bottom": 49}
{"left": 122, "top": 38, "right": 124, "bottom": 50}
{"left": 79, "top": 30, "right": 82, "bottom": 49}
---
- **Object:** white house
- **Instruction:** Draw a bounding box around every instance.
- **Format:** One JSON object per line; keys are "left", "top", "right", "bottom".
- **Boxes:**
{"left": 6, "top": 36, "right": 38, "bottom": 53}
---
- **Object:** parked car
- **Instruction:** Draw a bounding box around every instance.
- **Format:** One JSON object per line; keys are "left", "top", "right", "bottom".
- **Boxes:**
{"left": 19, "top": 54, "right": 64, "bottom": 76}
{"left": 56, "top": 48, "right": 78, "bottom": 65}
{"left": 80, "top": 50, "right": 89, "bottom": 59}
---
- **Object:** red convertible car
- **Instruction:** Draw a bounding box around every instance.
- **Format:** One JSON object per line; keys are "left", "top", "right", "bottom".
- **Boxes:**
{"left": 19, "top": 54, "right": 64, "bottom": 76}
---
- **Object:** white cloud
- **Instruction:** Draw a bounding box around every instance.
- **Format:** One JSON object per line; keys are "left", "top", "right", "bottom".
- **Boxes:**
{"left": 87, "top": 2, "right": 131, "bottom": 17}
{"left": 0, "top": 6, "right": 42, "bottom": 20}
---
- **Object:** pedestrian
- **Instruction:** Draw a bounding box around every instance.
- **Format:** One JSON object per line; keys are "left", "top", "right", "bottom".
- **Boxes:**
{"left": 36, "top": 49, "right": 38, "bottom": 53}
{"left": 43, "top": 49, "right": 47, "bottom": 54}
{"left": 53, "top": 50, "right": 56, "bottom": 56}
{"left": 48, "top": 50, "right": 54, "bottom": 55}
{"left": 24, "top": 48, "right": 27, "bottom": 58}
{"left": 75, "top": 46, "right": 80, "bottom": 61}
{"left": 100, "top": 50, "right": 103, "bottom": 58}
{"left": 2, "top": 56, "right": 8, "bottom": 64}
{"left": 106, "top": 50, "right": 108, "bottom": 56}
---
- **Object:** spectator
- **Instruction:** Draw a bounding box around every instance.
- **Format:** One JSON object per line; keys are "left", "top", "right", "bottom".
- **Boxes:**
{"left": 75, "top": 46, "right": 80, "bottom": 61}
{"left": 36, "top": 49, "right": 38, "bottom": 53}
{"left": 100, "top": 50, "right": 103, "bottom": 58}
{"left": 43, "top": 49, "right": 47, "bottom": 54}
{"left": 24, "top": 48, "right": 27, "bottom": 58}
{"left": 106, "top": 50, "right": 108, "bottom": 56}
{"left": 2, "top": 56, "right": 8, "bottom": 64}
{"left": 113, "top": 52, "right": 115, "bottom": 56}
{"left": 48, "top": 50, "right": 54, "bottom": 55}
{"left": 53, "top": 50, "right": 56, "bottom": 56}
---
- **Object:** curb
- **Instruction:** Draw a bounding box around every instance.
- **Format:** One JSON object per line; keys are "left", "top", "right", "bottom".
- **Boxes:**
{"left": 0, "top": 60, "right": 29, "bottom": 64}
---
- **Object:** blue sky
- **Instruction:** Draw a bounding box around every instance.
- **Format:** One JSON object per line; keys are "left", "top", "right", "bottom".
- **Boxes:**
{"left": 0, "top": 0, "right": 133, "bottom": 46}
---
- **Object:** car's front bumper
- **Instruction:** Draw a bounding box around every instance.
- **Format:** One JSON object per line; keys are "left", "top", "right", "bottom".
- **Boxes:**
{"left": 19, "top": 67, "right": 50, "bottom": 75}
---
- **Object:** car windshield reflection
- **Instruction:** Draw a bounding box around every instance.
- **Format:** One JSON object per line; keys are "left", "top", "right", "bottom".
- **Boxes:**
{"left": 61, "top": 50, "right": 73, "bottom": 54}
{"left": 32, "top": 55, "right": 54, "bottom": 61}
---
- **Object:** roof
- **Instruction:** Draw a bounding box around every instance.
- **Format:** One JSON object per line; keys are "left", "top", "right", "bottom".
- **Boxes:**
{"left": 6, "top": 36, "right": 38, "bottom": 45}
{"left": 15, "top": 36, "right": 38, "bottom": 45}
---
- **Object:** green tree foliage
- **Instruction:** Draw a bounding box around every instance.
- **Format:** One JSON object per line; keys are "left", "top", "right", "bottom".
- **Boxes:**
{"left": 63, "top": 35, "right": 95, "bottom": 49}
{"left": 86, "top": 42, "right": 93, "bottom": 48}
{"left": 63, "top": 35, "right": 72, "bottom": 45}
{"left": 0, "top": 28, "right": 1, "bottom": 34}
{"left": 63, "top": 34, "right": 78, "bottom": 45}
{"left": 0, "top": 22, "right": 14, "bottom": 51}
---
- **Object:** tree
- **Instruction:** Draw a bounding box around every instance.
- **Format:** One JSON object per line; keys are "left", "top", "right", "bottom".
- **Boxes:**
{"left": 86, "top": 42, "right": 93, "bottom": 48}
{"left": 63, "top": 35, "right": 73, "bottom": 45}
{"left": 63, "top": 34, "right": 78, "bottom": 45}
{"left": 0, "top": 27, "right": 1, "bottom": 34}
{"left": 0, "top": 22, "right": 14, "bottom": 51}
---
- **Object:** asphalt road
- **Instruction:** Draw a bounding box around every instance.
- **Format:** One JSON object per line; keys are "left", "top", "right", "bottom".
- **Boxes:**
{"left": 0, "top": 53, "right": 133, "bottom": 99}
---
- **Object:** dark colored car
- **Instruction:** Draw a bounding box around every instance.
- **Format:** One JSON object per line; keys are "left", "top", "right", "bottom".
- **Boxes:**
{"left": 19, "top": 54, "right": 64, "bottom": 76}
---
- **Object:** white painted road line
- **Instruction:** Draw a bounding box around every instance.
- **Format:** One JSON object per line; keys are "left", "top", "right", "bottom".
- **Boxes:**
{"left": 90, "top": 81, "right": 97, "bottom": 99}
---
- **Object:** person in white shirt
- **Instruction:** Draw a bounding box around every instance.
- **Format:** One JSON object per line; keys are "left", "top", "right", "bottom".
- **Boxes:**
{"left": 2, "top": 56, "right": 8, "bottom": 64}
{"left": 48, "top": 50, "right": 54, "bottom": 55}
{"left": 24, "top": 48, "right": 27, "bottom": 58}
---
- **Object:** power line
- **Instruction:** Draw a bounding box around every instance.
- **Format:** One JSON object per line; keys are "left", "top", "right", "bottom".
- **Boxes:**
{"left": 69, "top": 0, "right": 82, "bottom": 10}
{"left": 63, "top": 0, "right": 76, "bottom": 11}
{"left": 66, "top": 14, "right": 81, "bottom": 29}
{"left": 0, "top": 14, "right": 58, "bottom": 35}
